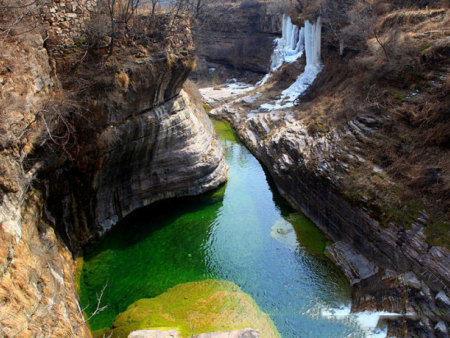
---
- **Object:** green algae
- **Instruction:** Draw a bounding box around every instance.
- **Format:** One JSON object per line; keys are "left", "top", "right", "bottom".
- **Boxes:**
{"left": 78, "top": 190, "right": 226, "bottom": 331}
{"left": 289, "top": 213, "right": 327, "bottom": 255}
{"left": 203, "top": 103, "right": 213, "bottom": 113}
{"left": 74, "top": 255, "right": 84, "bottom": 295}
{"left": 212, "top": 119, "right": 239, "bottom": 143}
{"left": 106, "top": 280, "right": 279, "bottom": 338}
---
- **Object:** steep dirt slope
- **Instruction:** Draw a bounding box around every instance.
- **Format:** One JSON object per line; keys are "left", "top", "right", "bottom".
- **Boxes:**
{"left": 0, "top": 31, "right": 90, "bottom": 336}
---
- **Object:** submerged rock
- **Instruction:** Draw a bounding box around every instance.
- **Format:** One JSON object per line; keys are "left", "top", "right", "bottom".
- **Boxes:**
{"left": 108, "top": 280, "right": 279, "bottom": 338}
{"left": 270, "top": 217, "right": 298, "bottom": 250}
{"left": 194, "top": 329, "right": 260, "bottom": 338}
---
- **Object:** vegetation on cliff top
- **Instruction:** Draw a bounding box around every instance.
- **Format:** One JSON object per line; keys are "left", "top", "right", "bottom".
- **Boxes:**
{"left": 292, "top": 0, "right": 449, "bottom": 247}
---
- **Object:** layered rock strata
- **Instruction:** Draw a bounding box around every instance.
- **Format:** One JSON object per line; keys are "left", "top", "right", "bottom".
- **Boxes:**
{"left": 1, "top": 8, "right": 227, "bottom": 337}
{"left": 94, "top": 89, "right": 228, "bottom": 233}
{"left": 204, "top": 6, "right": 449, "bottom": 335}
{"left": 210, "top": 105, "right": 449, "bottom": 336}
{"left": 46, "top": 51, "right": 228, "bottom": 243}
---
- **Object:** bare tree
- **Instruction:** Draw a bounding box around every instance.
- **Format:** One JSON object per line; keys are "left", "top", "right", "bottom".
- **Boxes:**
{"left": 68, "top": 282, "right": 109, "bottom": 337}
{"left": 0, "top": 0, "right": 48, "bottom": 39}
{"left": 150, "top": 0, "right": 159, "bottom": 19}
{"left": 117, "top": 0, "right": 141, "bottom": 25}
{"left": 167, "top": 0, "right": 211, "bottom": 24}
{"left": 192, "top": 0, "right": 206, "bottom": 18}
{"left": 341, "top": 0, "right": 390, "bottom": 60}
{"left": 168, "top": 0, "right": 190, "bottom": 28}
{"left": 105, "top": 0, "right": 117, "bottom": 55}
{"left": 84, "top": 0, "right": 141, "bottom": 56}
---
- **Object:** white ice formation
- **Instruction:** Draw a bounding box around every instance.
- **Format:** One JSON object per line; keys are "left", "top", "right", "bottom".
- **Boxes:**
{"left": 259, "top": 15, "right": 323, "bottom": 110}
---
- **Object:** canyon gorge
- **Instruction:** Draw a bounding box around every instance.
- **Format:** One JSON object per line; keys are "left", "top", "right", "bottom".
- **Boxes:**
{"left": 0, "top": 0, "right": 448, "bottom": 337}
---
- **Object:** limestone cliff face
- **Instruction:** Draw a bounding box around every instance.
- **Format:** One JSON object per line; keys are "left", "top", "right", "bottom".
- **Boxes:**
{"left": 45, "top": 52, "right": 228, "bottom": 242}
{"left": 236, "top": 113, "right": 448, "bottom": 289}
{"left": 94, "top": 89, "right": 228, "bottom": 233}
{"left": 0, "top": 9, "right": 227, "bottom": 336}
{"left": 205, "top": 6, "right": 449, "bottom": 335}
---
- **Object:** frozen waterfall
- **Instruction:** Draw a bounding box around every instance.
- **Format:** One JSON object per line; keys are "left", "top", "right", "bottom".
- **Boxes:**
{"left": 278, "top": 17, "right": 323, "bottom": 105}
{"left": 271, "top": 14, "right": 304, "bottom": 71}
{"left": 304, "top": 17, "right": 322, "bottom": 67}
{"left": 258, "top": 14, "right": 304, "bottom": 86}
{"left": 260, "top": 16, "right": 323, "bottom": 110}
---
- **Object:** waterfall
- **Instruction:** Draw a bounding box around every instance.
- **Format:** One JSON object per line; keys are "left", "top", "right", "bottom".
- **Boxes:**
{"left": 270, "top": 15, "right": 304, "bottom": 71}
{"left": 260, "top": 16, "right": 323, "bottom": 110}
{"left": 280, "top": 17, "right": 322, "bottom": 103}
{"left": 258, "top": 15, "right": 305, "bottom": 85}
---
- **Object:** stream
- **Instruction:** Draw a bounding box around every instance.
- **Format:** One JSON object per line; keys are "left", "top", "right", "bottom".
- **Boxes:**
{"left": 79, "top": 119, "right": 381, "bottom": 337}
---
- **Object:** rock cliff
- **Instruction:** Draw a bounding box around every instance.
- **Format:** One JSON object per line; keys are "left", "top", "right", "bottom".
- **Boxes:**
{"left": 211, "top": 102, "right": 449, "bottom": 336}
{"left": 0, "top": 5, "right": 227, "bottom": 336}
{"left": 45, "top": 51, "right": 228, "bottom": 241}
{"left": 0, "top": 32, "right": 90, "bottom": 336}
{"left": 36, "top": 12, "right": 229, "bottom": 246}
{"left": 190, "top": 1, "right": 283, "bottom": 84}
{"left": 93, "top": 88, "right": 227, "bottom": 233}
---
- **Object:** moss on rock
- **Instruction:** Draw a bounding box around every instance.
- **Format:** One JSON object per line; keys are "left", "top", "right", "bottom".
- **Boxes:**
{"left": 212, "top": 119, "right": 239, "bottom": 143}
{"left": 106, "top": 280, "right": 279, "bottom": 338}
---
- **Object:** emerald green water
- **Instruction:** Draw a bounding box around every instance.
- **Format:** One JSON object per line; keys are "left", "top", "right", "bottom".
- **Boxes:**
{"left": 79, "top": 119, "right": 362, "bottom": 337}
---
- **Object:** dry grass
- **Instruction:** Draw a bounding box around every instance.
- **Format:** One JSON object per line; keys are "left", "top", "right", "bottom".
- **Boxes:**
{"left": 286, "top": 4, "right": 450, "bottom": 246}
{"left": 380, "top": 8, "right": 447, "bottom": 29}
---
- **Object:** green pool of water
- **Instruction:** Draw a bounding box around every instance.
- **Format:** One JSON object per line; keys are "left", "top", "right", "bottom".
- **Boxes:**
{"left": 79, "top": 119, "right": 363, "bottom": 337}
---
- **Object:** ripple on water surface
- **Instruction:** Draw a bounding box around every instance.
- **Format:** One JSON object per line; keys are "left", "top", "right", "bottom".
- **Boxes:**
{"left": 79, "top": 119, "right": 373, "bottom": 337}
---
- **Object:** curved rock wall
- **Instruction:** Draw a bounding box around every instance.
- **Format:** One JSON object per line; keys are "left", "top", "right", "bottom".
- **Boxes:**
{"left": 45, "top": 52, "right": 228, "bottom": 242}
{"left": 1, "top": 13, "right": 227, "bottom": 337}
{"left": 94, "top": 90, "right": 228, "bottom": 233}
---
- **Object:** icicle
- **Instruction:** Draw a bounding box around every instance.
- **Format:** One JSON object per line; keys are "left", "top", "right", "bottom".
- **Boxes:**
{"left": 259, "top": 16, "right": 323, "bottom": 109}
{"left": 295, "top": 28, "right": 304, "bottom": 53}
{"left": 258, "top": 14, "right": 305, "bottom": 86}
{"left": 304, "top": 17, "right": 322, "bottom": 66}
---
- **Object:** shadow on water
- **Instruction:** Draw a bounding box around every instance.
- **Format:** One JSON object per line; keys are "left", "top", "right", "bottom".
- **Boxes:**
{"left": 84, "top": 187, "right": 226, "bottom": 254}
{"left": 80, "top": 186, "right": 227, "bottom": 331}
